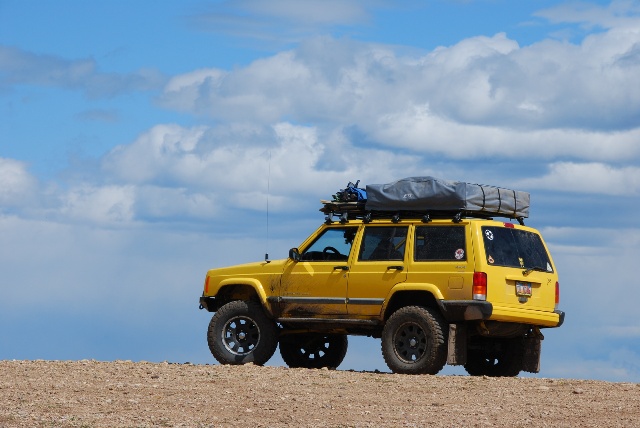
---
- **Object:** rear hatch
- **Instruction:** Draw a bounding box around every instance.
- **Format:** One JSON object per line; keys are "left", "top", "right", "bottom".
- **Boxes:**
{"left": 478, "top": 222, "right": 557, "bottom": 313}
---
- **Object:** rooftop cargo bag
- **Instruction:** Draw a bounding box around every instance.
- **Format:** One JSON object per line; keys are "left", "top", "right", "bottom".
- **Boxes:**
{"left": 365, "top": 176, "right": 530, "bottom": 218}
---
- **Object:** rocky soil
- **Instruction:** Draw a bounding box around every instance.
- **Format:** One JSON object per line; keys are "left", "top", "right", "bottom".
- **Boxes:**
{"left": 1, "top": 360, "right": 638, "bottom": 427}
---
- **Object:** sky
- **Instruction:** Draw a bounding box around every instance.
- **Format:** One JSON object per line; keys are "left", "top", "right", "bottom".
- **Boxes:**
{"left": 1, "top": 0, "right": 639, "bottom": 382}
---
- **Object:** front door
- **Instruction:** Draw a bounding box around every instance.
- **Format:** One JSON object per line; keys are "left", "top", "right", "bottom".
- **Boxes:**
{"left": 279, "top": 226, "right": 358, "bottom": 317}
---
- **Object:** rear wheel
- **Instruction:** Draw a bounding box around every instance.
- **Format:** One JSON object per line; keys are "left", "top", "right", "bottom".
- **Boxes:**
{"left": 279, "top": 333, "right": 348, "bottom": 369}
{"left": 464, "top": 337, "right": 524, "bottom": 377}
{"left": 207, "top": 300, "right": 278, "bottom": 365}
{"left": 381, "top": 306, "right": 448, "bottom": 375}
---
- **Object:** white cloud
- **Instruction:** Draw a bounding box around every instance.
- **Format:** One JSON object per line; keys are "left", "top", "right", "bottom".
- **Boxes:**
{"left": 373, "top": 105, "right": 640, "bottom": 160}
{"left": 102, "top": 124, "right": 208, "bottom": 184}
{"left": 60, "top": 185, "right": 136, "bottom": 224}
{"left": 134, "top": 186, "right": 218, "bottom": 220}
{"left": 99, "top": 121, "right": 432, "bottom": 217}
{"left": 162, "top": 68, "right": 228, "bottom": 112}
{"left": 2, "top": 117, "right": 431, "bottom": 226}
{"left": 0, "top": 157, "right": 37, "bottom": 207}
{"left": 160, "top": 27, "right": 640, "bottom": 162}
{"left": 518, "top": 162, "right": 640, "bottom": 195}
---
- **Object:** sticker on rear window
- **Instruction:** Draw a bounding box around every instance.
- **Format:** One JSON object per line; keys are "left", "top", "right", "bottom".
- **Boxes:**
{"left": 485, "top": 230, "right": 494, "bottom": 240}
{"left": 455, "top": 249, "right": 464, "bottom": 260}
{"left": 487, "top": 255, "right": 494, "bottom": 264}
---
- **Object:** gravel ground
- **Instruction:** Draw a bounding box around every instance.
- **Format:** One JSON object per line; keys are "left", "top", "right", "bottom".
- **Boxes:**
{"left": 1, "top": 360, "right": 639, "bottom": 427}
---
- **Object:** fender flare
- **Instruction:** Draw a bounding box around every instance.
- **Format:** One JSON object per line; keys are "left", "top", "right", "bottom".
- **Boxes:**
{"left": 380, "top": 282, "right": 445, "bottom": 316}
{"left": 217, "top": 278, "right": 275, "bottom": 316}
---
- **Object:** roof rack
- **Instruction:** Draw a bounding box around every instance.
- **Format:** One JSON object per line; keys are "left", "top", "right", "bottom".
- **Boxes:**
{"left": 319, "top": 200, "right": 525, "bottom": 226}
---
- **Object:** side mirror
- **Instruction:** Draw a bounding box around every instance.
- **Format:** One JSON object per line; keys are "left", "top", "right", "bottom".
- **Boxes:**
{"left": 288, "top": 248, "right": 301, "bottom": 262}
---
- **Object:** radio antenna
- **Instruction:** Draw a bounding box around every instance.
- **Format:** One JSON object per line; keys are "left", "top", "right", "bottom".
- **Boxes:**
{"left": 265, "top": 149, "right": 271, "bottom": 263}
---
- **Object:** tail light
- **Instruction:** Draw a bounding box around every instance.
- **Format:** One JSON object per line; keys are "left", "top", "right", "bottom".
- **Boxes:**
{"left": 473, "top": 272, "right": 487, "bottom": 301}
{"left": 555, "top": 281, "right": 560, "bottom": 310}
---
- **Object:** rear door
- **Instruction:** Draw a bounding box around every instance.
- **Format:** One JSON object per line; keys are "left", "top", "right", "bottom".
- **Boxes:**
{"left": 347, "top": 225, "right": 408, "bottom": 316}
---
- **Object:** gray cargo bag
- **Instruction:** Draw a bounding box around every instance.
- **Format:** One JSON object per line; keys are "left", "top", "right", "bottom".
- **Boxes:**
{"left": 365, "top": 176, "right": 529, "bottom": 218}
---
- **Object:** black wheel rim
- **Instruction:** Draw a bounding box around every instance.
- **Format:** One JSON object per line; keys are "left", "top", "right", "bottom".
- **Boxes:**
{"left": 299, "top": 337, "right": 330, "bottom": 361}
{"left": 221, "top": 316, "right": 261, "bottom": 356}
{"left": 393, "top": 322, "right": 427, "bottom": 363}
{"left": 483, "top": 357, "right": 499, "bottom": 368}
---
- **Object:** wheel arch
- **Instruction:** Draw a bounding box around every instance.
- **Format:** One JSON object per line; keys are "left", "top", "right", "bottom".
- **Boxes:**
{"left": 382, "top": 284, "right": 445, "bottom": 321}
{"left": 212, "top": 280, "right": 273, "bottom": 315}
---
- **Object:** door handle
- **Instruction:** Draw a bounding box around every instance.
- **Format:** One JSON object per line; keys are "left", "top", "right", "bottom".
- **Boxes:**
{"left": 387, "top": 265, "right": 404, "bottom": 271}
{"left": 334, "top": 265, "right": 349, "bottom": 271}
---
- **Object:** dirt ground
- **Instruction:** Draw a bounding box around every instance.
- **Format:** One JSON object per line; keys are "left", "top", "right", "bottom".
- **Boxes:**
{"left": 1, "top": 360, "right": 638, "bottom": 428}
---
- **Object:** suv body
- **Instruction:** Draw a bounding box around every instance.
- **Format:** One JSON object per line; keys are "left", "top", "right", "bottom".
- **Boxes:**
{"left": 199, "top": 217, "right": 564, "bottom": 376}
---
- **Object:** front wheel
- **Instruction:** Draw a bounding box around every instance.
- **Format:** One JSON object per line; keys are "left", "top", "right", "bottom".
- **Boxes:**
{"left": 381, "top": 306, "right": 448, "bottom": 375}
{"left": 279, "top": 333, "right": 348, "bottom": 369}
{"left": 207, "top": 300, "right": 278, "bottom": 365}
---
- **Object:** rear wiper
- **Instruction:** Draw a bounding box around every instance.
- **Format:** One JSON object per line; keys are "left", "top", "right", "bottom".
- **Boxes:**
{"left": 522, "top": 266, "right": 548, "bottom": 276}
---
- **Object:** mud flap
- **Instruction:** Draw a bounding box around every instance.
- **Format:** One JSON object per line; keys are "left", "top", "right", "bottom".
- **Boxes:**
{"left": 447, "top": 323, "right": 467, "bottom": 365}
{"left": 522, "top": 332, "right": 543, "bottom": 373}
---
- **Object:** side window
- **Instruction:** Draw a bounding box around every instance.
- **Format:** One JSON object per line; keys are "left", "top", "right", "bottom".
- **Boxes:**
{"left": 359, "top": 226, "right": 408, "bottom": 261}
{"left": 301, "top": 227, "right": 357, "bottom": 261}
{"left": 414, "top": 226, "right": 466, "bottom": 261}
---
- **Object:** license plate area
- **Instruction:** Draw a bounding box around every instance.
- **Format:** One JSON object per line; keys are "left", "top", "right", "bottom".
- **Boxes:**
{"left": 516, "top": 281, "right": 532, "bottom": 297}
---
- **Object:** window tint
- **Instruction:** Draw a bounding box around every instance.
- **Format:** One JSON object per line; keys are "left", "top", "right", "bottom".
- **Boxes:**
{"left": 359, "top": 226, "right": 408, "bottom": 261}
{"left": 414, "top": 226, "right": 466, "bottom": 261}
{"left": 482, "top": 226, "right": 553, "bottom": 271}
{"left": 301, "top": 227, "right": 357, "bottom": 261}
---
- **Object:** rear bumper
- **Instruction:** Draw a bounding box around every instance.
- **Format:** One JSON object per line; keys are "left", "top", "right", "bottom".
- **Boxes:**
{"left": 490, "top": 305, "right": 565, "bottom": 327}
{"left": 547, "top": 310, "right": 565, "bottom": 328}
{"left": 437, "top": 300, "right": 493, "bottom": 322}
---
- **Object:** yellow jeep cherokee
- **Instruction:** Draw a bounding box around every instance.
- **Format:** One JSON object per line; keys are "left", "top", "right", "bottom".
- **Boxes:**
{"left": 199, "top": 177, "right": 564, "bottom": 376}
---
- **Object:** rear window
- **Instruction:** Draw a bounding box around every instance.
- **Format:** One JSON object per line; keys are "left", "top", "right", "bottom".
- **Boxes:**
{"left": 482, "top": 226, "right": 553, "bottom": 272}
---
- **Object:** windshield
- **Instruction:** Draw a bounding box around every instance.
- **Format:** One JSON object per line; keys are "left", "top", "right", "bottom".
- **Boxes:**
{"left": 481, "top": 226, "right": 553, "bottom": 272}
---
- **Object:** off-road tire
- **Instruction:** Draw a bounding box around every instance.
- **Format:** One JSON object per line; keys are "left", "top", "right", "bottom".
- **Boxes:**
{"left": 381, "top": 306, "right": 448, "bottom": 375}
{"left": 279, "top": 333, "right": 348, "bottom": 369}
{"left": 207, "top": 300, "right": 278, "bottom": 365}
{"left": 464, "top": 337, "right": 524, "bottom": 377}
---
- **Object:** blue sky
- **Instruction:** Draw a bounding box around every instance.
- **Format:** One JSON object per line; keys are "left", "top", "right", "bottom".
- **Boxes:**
{"left": 1, "top": 0, "right": 639, "bottom": 382}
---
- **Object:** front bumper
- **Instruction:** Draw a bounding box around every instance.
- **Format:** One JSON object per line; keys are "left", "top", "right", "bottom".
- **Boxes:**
{"left": 199, "top": 296, "right": 216, "bottom": 312}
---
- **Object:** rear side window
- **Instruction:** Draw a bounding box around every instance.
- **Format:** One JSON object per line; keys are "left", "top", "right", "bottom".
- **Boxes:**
{"left": 359, "top": 226, "right": 408, "bottom": 261}
{"left": 414, "top": 226, "right": 466, "bottom": 261}
{"left": 482, "top": 226, "right": 553, "bottom": 272}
